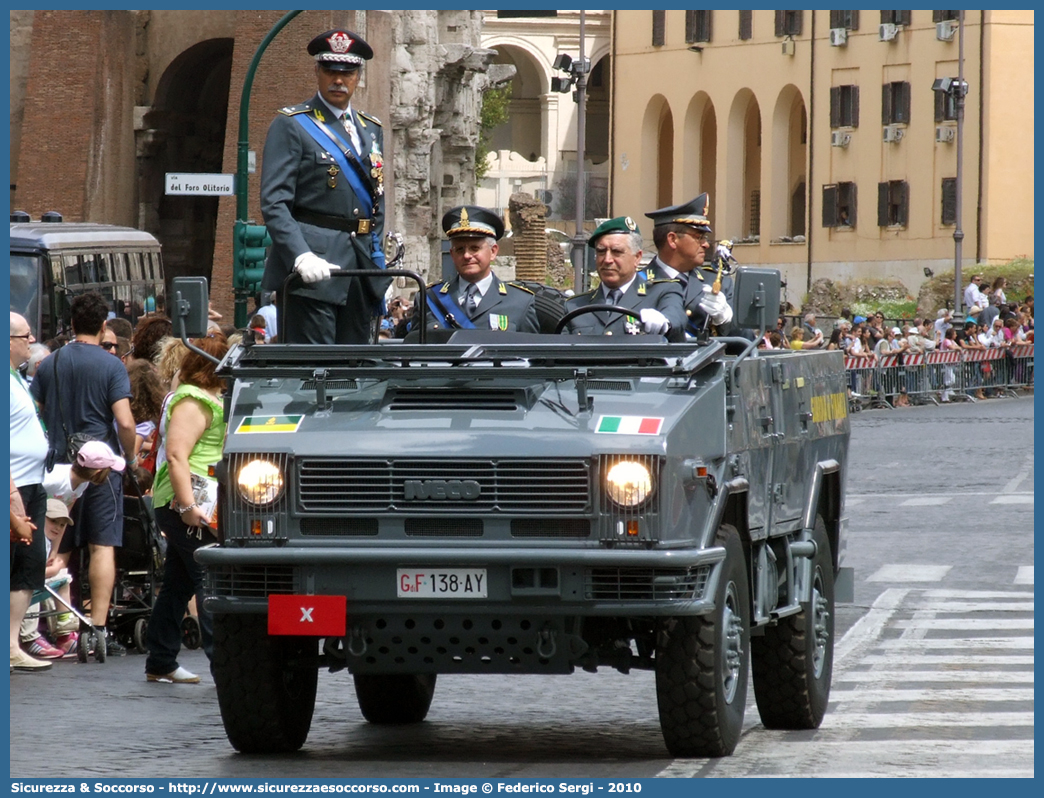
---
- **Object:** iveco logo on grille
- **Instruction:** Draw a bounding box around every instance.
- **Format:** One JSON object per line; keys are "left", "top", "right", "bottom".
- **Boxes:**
{"left": 403, "top": 479, "right": 482, "bottom": 501}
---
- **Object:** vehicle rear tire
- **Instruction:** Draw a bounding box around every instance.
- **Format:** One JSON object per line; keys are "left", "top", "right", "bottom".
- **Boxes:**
{"left": 133, "top": 617, "right": 149, "bottom": 654}
{"left": 212, "top": 614, "right": 319, "bottom": 753}
{"left": 655, "top": 525, "right": 749, "bottom": 757}
{"left": 515, "top": 281, "right": 568, "bottom": 334}
{"left": 181, "top": 614, "right": 201, "bottom": 650}
{"left": 751, "top": 514, "right": 835, "bottom": 729}
{"left": 353, "top": 674, "right": 437, "bottom": 724}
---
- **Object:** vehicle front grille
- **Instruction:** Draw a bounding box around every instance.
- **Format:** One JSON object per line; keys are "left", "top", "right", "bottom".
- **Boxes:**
{"left": 302, "top": 378, "right": 357, "bottom": 390}
{"left": 386, "top": 388, "right": 520, "bottom": 412}
{"left": 510, "top": 519, "right": 591, "bottom": 538}
{"left": 405, "top": 518, "right": 483, "bottom": 537}
{"left": 301, "top": 518, "right": 378, "bottom": 536}
{"left": 207, "top": 565, "right": 295, "bottom": 598}
{"left": 585, "top": 566, "right": 710, "bottom": 602}
{"left": 297, "top": 458, "right": 591, "bottom": 514}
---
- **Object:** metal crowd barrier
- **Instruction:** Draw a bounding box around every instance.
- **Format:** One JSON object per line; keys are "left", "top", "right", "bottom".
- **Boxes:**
{"left": 844, "top": 344, "right": 1033, "bottom": 408}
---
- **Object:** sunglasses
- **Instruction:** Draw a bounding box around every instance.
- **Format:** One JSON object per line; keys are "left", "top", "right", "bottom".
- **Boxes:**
{"left": 10, "top": 333, "right": 32, "bottom": 340}
{"left": 100, "top": 342, "right": 118, "bottom": 351}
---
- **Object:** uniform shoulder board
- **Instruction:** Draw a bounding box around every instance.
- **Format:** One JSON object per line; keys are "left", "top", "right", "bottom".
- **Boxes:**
{"left": 507, "top": 282, "right": 535, "bottom": 295}
{"left": 647, "top": 278, "right": 680, "bottom": 285}
{"left": 278, "top": 102, "right": 313, "bottom": 117}
{"left": 357, "top": 111, "right": 382, "bottom": 127}
{"left": 425, "top": 280, "right": 443, "bottom": 289}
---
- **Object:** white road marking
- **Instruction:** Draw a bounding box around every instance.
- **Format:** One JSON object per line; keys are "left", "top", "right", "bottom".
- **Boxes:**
{"left": 867, "top": 564, "right": 951, "bottom": 582}
{"left": 861, "top": 653, "right": 1034, "bottom": 665}
{"left": 872, "top": 636, "right": 1033, "bottom": 649}
{"left": 830, "top": 687, "right": 1035, "bottom": 703}
{"left": 819, "top": 711, "right": 1034, "bottom": 728}
{"left": 923, "top": 588, "right": 1032, "bottom": 599}
{"left": 833, "top": 587, "right": 908, "bottom": 668}
{"left": 836, "top": 669, "right": 1033, "bottom": 683}
{"left": 845, "top": 497, "right": 865, "bottom": 506}
{"left": 1015, "top": 566, "right": 1034, "bottom": 585}
{"left": 1001, "top": 455, "right": 1033, "bottom": 493}
{"left": 899, "top": 496, "right": 952, "bottom": 506}
{"left": 914, "top": 601, "right": 1034, "bottom": 612}
{"left": 990, "top": 495, "right": 1034, "bottom": 504}
{"left": 893, "top": 618, "right": 1032, "bottom": 630}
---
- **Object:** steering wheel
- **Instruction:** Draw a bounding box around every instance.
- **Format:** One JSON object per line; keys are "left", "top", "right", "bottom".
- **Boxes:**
{"left": 554, "top": 304, "right": 641, "bottom": 335}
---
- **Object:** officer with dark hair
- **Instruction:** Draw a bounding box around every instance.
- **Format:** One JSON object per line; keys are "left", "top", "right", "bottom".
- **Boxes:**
{"left": 644, "top": 193, "right": 733, "bottom": 337}
{"left": 560, "top": 216, "right": 686, "bottom": 340}
{"left": 260, "top": 28, "right": 388, "bottom": 344}
{"left": 414, "top": 205, "right": 540, "bottom": 333}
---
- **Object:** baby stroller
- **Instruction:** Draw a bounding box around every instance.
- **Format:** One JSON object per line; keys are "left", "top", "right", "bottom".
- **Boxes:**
{"left": 73, "top": 469, "right": 166, "bottom": 661}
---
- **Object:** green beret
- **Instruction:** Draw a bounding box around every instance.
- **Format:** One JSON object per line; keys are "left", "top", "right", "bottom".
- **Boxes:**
{"left": 588, "top": 216, "right": 640, "bottom": 247}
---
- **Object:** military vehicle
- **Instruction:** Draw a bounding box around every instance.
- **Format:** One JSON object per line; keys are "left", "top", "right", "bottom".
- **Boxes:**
{"left": 178, "top": 257, "right": 851, "bottom": 758}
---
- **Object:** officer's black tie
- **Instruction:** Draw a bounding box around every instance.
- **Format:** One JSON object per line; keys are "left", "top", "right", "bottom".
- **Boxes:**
{"left": 465, "top": 284, "right": 480, "bottom": 318}
{"left": 607, "top": 288, "right": 622, "bottom": 306}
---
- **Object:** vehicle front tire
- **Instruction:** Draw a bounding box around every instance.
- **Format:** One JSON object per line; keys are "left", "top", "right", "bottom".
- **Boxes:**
{"left": 213, "top": 614, "right": 319, "bottom": 753}
{"left": 353, "top": 674, "right": 437, "bottom": 724}
{"left": 751, "top": 514, "right": 835, "bottom": 729}
{"left": 655, "top": 525, "right": 749, "bottom": 757}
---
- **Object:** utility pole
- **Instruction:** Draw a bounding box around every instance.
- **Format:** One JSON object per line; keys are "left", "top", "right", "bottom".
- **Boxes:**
{"left": 953, "top": 9, "right": 967, "bottom": 313}
{"left": 570, "top": 11, "right": 588, "bottom": 294}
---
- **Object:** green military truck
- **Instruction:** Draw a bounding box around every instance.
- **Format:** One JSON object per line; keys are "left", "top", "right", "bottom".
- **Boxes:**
{"left": 184, "top": 265, "right": 851, "bottom": 758}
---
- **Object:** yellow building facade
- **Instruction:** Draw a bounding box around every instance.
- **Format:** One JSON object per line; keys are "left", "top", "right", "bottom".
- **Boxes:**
{"left": 610, "top": 10, "right": 1033, "bottom": 295}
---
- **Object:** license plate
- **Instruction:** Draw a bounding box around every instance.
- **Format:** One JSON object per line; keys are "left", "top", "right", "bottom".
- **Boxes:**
{"left": 397, "top": 569, "right": 487, "bottom": 598}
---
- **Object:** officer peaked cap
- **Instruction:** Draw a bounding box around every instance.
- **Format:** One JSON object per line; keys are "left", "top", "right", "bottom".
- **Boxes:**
{"left": 442, "top": 205, "right": 505, "bottom": 241}
{"left": 645, "top": 193, "right": 712, "bottom": 232}
{"left": 588, "top": 216, "right": 640, "bottom": 247}
{"left": 308, "top": 29, "right": 373, "bottom": 71}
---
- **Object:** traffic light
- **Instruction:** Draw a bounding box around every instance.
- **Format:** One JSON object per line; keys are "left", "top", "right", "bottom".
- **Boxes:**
{"left": 234, "top": 220, "right": 271, "bottom": 291}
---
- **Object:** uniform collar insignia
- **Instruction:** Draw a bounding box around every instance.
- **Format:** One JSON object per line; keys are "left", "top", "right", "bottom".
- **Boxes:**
{"left": 440, "top": 282, "right": 450, "bottom": 294}
{"left": 498, "top": 282, "right": 507, "bottom": 295}
{"left": 637, "top": 282, "right": 647, "bottom": 295}
{"left": 313, "top": 107, "right": 325, "bottom": 123}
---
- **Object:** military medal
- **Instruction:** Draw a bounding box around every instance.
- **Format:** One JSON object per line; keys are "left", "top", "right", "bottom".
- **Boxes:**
{"left": 369, "top": 143, "right": 384, "bottom": 196}
{"left": 326, "top": 164, "right": 340, "bottom": 189}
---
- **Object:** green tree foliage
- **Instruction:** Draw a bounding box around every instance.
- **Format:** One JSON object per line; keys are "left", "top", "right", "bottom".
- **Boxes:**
{"left": 475, "top": 84, "right": 512, "bottom": 181}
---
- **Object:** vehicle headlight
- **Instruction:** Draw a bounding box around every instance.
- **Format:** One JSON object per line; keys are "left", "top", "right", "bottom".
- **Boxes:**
{"left": 605, "top": 461, "right": 654, "bottom": 507}
{"left": 236, "top": 459, "right": 284, "bottom": 505}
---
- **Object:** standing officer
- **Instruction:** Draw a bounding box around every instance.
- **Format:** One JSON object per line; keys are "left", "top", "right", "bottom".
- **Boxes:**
{"left": 417, "top": 206, "right": 540, "bottom": 333}
{"left": 260, "top": 28, "right": 389, "bottom": 344}
{"left": 560, "top": 216, "right": 686, "bottom": 340}
{"left": 643, "top": 193, "right": 733, "bottom": 337}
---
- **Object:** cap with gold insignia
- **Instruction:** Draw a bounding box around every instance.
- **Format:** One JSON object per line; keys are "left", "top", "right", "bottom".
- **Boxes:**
{"left": 645, "top": 193, "right": 712, "bottom": 234}
{"left": 308, "top": 29, "right": 373, "bottom": 71}
{"left": 587, "top": 216, "right": 640, "bottom": 247}
{"left": 441, "top": 205, "right": 505, "bottom": 241}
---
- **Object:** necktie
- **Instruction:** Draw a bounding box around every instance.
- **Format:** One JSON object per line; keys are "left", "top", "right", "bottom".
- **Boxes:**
{"left": 676, "top": 272, "right": 689, "bottom": 289}
{"left": 465, "top": 284, "right": 480, "bottom": 318}
{"left": 607, "top": 289, "right": 622, "bottom": 306}
{"left": 342, "top": 112, "right": 361, "bottom": 154}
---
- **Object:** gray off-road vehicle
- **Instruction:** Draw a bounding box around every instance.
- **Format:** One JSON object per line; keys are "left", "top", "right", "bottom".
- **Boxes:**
{"left": 179, "top": 259, "right": 851, "bottom": 758}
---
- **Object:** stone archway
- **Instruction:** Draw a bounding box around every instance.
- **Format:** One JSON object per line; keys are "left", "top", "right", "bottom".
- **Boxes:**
{"left": 139, "top": 38, "right": 233, "bottom": 290}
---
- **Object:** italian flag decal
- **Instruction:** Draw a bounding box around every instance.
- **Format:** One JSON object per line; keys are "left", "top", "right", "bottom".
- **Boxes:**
{"left": 596, "top": 415, "right": 664, "bottom": 435}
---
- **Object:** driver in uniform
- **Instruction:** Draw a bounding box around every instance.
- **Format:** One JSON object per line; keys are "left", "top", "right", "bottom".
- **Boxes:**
{"left": 560, "top": 216, "right": 686, "bottom": 341}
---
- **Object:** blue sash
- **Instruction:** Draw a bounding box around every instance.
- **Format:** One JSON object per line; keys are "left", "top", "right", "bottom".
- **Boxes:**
{"left": 428, "top": 287, "right": 475, "bottom": 330}
{"left": 293, "top": 113, "right": 385, "bottom": 268}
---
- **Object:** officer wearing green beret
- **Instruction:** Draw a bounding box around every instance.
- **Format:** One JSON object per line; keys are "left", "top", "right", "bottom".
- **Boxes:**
{"left": 560, "top": 217, "right": 686, "bottom": 340}
{"left": 644, "top": 193, "right": 734, "bottom": 337}
{"left": 414, "top": 206, "right": 540, "bottom": 333}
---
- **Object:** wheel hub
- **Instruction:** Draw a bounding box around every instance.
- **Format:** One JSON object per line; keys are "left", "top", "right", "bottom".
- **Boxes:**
{"left": 721, "top": 583, "right": 744, "bottom": 703}
{"left": 811, "top": 573, "right": 831, "bottom": 677}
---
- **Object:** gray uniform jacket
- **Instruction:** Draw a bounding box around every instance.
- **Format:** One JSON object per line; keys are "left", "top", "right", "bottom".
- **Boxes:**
{"left": 421, "top": 274, "right": 540, "bottom": 333}
{"left": 562, "top": 278, "right": 686, "bottom": 342}
{"left": 260, "top": 94, "right": 386, "bottom": 307}
{"left": 644, "top": 257, "right": 738, "bottom": 337}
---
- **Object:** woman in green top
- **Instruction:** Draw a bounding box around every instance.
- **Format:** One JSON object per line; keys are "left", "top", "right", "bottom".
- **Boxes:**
{"left": 144, "top": 333, "right": 228, "bottom": 684}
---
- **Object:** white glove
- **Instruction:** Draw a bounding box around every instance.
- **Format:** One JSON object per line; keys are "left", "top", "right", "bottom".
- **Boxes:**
{"left": 294, "top": 252, "right": 341, "bottom": 284}
{"left": 698, "top": 285, "right": 733, "bottom": 326}
{"left": 639, "top": 308, "right": 671, "bottom": 335}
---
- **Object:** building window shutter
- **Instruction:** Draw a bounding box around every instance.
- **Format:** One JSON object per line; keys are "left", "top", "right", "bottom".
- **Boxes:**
{"left": 877, "top": 182, "right": 889, "bottom": 227}
{"left": 899, "top": 10, "right": 912, "bottom": 26}
{"left": 899, "top": 82, "right": 911, "bottom": 123}
{"left": 704, "top": 11, "right": 713, "bottom": 42}
{"left": 653, "top": 10, "right": 666, "bottom": 46}
{"left": 739, "top": 10, "right": 752, "bottom": 40}
{"left": 852, "top": 86, "right": 860, "bottom": 127}
{"left": 941, "top": 178, "right": 957, "bottom": 225}
{"left": 822, "top": 185, "right": 839, "bottom": 228}
{"left": 830, "top": 10, "right": 842, "bottom": 28}
{"left": 881, "top": 85, "right": 891, "bottom": 125}
{"left": 685, "top": 10, "right": 697, "bottom": 43}
{"left": 880, "top": 11, "right": 890, "bottom": 24}
{"left": 848, "top": 183, "right": 858, "bottom": 227}
{"left": 830, "top": 87, "right": 841, "bottom": 128}
{"left": 791, "top": 11, "right": 803, "bottom": 35}
{"left": 935, "top": 90, "right": 945, "bottom": 122}
{"left": 775, "top": 10, "right": 785, "bottom": 37}
{"left": 898, "top": 181, "right": 910, "bottom": 225}
{"left": 850, "top": 10, "right": 860, "bottom": 30}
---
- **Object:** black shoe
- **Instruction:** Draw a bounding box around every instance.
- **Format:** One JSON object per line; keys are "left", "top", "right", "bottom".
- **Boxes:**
{"left": 104, "top": 633, "right": 127, "bottom": 657}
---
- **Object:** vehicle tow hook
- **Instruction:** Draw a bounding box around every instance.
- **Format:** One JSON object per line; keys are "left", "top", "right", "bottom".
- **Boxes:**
{"left": 347, "top": 625, "right": 368, "bottom": 657}
{"left": 536, "top": 628, "right": 557, "bottom": 659}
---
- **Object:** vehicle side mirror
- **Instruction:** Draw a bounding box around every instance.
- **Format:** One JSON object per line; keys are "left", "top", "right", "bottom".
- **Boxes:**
{"left": 731, "top": 267, "right": 781, "bottom": 331}
{"left": 171, "top": 276, "right": 210, "bottom": 338}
